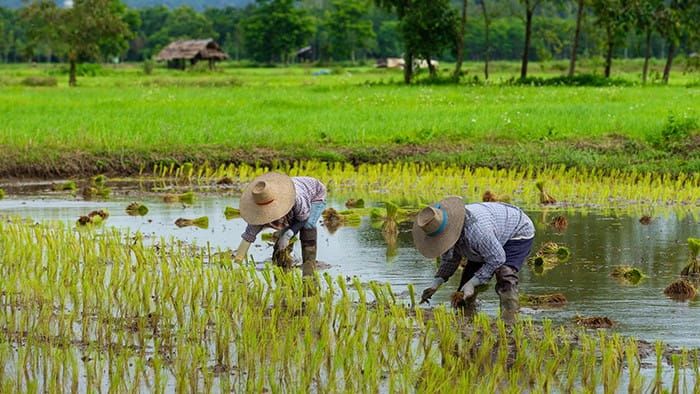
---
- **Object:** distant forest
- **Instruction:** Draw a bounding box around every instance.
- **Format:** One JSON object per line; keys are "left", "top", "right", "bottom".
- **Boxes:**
{"left": 1, "top": 0, "right": 698, "bottom": 83}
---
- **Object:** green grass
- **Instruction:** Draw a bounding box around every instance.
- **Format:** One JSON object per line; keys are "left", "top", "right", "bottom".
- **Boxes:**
{"left": 0, "top": 61, "right": 698, "bottom": 177}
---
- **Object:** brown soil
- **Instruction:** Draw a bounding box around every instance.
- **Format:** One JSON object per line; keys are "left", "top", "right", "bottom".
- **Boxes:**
{"left": 664, "top": 278, "right": 698, "bottom": 299}
{"left": 520, "top": 293, "right": 568, "bottom": 306}
{"left": 550, "top": 215, "right": 568, "bottom": 232}
{"left": 639, "top": 215, "right": 652, "bottom": 225}
{"left": 575, "top": 315, "right": 616, "bottom": 329}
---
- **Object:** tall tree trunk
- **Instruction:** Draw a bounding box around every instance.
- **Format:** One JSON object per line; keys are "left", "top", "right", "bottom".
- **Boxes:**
{"left": 521, "top": 7, "right": 533, "bottom": 78}
{"left": 404, "top": 51, "right": 413, "bottom": 84}
{"left": 642, "top": 28, "right": 651, "bottom": 84}
{"left": 453, "top": 0, "right": 468, "bottom": 77}
{"left": 568, "top": 0, "right": 584, "bottom": 76}
{"left": 662, "top": 41, "right": 675, "bottom": 84}
{"left": 480, "top": 0, "right": 491, "bottom": 80}
{"left": 604, "top": 25, "right": 613, "bottom": 78}
{"left": 68, "top": 52, "right": 77, "bottom": 87}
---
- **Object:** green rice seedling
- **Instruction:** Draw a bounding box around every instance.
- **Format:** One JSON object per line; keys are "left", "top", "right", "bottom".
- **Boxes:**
{"left": 163, "top": 191, "right": 195, "bottom": 204}
{"left": 52, "top": 181, "right": 77, "bottom": 192}
{"left": 664, "top": 278, "right": 697, "bottom": 300}
{"left": 125, "top": 202, "right": 149, "bottom": 216}
{"left": 610, "top": 265, "right": 647, "bottom": 284}
{"left": 536, "top": 180, "right": 557, "bottom": 204}
{"left": 92, "top": 174, "right": 106, "bottom": 188}
{"left": 272, "top": 237, "right": 296, "bottom": 269}
{"left": 174, "top": 217, "right": 209, "bottom": 229}
{"left": 0, "top": 188, "right": 4, "bottom": 199}
{"left": 224, "top": 206, "right": 240, "bottom": 219}
{"left": 680, "top": 238, "right": 700, "bottom": 276}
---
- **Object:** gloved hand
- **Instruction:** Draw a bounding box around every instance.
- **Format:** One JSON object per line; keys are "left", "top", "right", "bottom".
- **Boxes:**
{"left": 460, "top": 278, "right": 480, "bottom": 300}
{"left": 274, "top": 229, "right": 294, "bottom": 251}
{"left": 420, "top": 277, "right": 445, "bottom": 304}
{"left": 234, "top": 239, "right": 252, "bottom": 264}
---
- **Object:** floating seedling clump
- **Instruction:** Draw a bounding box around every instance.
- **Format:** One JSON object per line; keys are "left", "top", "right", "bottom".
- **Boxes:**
{"left": 680, "top": 238, "right": 700, "bottom": 277}
{"left": 81, "top": 175, "right": 110, "bottom": 200}
{"left": 174, "top": 216, "right": 209, "bottom": 229}
{"left": 664, "top": 278, "right": 698, "bottom": 300}
{"left": 610, "top": 265, "right": 647, "bottom": 284}
{"left": 639, "top": 215, "right": 652, "bottom": 225}
{"left": 321, "top": 208, "right": 361, "bottom": 234}
{"left": 536, "top": 180, "right": 557, "bottom": 204}
{"left": 520, "top": 293, "right": 568, "bottom": 307}
{"left": 76, "top": 209, "right": 109, "bottom": 226}
{"left": 224, "top": 206, "right": 240, "bottom": 219}
{"left": 482, "top": 190, "right": 510, "bottom": 202}
{"left": 528, "top": 242, "right": 571, "bottom": 274}
{"left": 345, "top": 198, "right": 365, "bottom": 208}
{"left": 163, "top": 191, "right": 195, "bottom": 204}
{"left": 575, "top": 315, "right": 617, "bottom": 329}
{"left": 52, "top": 181, "right": 77, "bottom": 192}
{"left": 549, "top": 215, "right": 568, "bottom": 233}
{"left": 125, "top": 202, "right": 149, "bottom": 216}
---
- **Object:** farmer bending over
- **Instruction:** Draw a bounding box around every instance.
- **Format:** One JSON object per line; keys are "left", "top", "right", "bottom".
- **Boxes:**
{"left": 413, "top": 197, "right": 535, "bottom": 323}
{"left": 234, "top": 171, "right": 327, "bottom": 276}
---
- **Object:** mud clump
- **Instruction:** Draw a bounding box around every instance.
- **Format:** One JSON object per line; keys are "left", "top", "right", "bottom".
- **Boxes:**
{"left": 77, "top": 209, "right": 109, "bottom": 226}
{"left": 575, "top": 315, "right": 616, "bottom": 329}
{"left": 639, "top": 215, "right": 652, "bottom": 225}
{"left": 216, "top": 177, "right": 234, "bottom": 185}
{"left": 664, "top": 278, "right": 697, "bottom": 300}
{"left": 520, "top": 293, "right": 568, "bottom": 307}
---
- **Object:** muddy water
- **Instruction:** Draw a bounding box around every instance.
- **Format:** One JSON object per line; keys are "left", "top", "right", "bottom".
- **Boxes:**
{"left": 1, "top": 183, "right": 699, "bottom": 349}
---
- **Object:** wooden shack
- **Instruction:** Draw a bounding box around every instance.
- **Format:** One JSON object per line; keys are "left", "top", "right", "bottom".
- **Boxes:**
{"left": 155, "top": 39, "right": 229, "bottom": 70}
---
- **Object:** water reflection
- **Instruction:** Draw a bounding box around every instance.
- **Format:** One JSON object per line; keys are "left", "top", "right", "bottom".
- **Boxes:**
{"left": 0, "top": 191, "right": 699, "bottom": 347}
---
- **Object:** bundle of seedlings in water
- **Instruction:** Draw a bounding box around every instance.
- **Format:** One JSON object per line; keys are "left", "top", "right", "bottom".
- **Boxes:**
{"left": 549, "top": 215, "right": 568, "bottom": 233}
{"left": 321, "top": 208, "right": 361, "bottom": 234}
{"left": 76, "top": 209, "right": 109, "bottom": 226}
{"left": 125, "top": 202, "right": 149, "bottom": 216}
{"left": 174, "top": 216, "right": 209, "bottom": 229}
{"left": 272, "top": 238, "right": 296, "bottom": 269}
{"left": 216, "top": 176, "right": 234, "bottom": 185}
{"left": 575, "top": 315, "right": 616, "bottom": 329}
{"left": 528, "top": 241, "right": 571, "bottom": 274}
{"left": 52, "top": 181, "right": 77, "bottom": 192}
{"left": 519, "top": 293, "right": 568, "bottom": 307}
{"left": 223, "top": 206, "right": 240, "bottom": 219}
{"left": 664, "top": 278, "right": 698, "bottom": 300}
{"left": 81, "top": 175, "right": 110, "bottom": 200}
{"left": 680, "top": 238, "right": 700, "bottom": 277}
{"left": 536, "top": 181, "right": 557, "bottom": 204}
{"left": 610, "top": 265, "right": 647, "bottom": 284}
{"left": 639, "top": 215, "right": 653, "bottom": 225}
{"left": 482, "top": 190, "right": 510, "bottom": 203}
{"left": 345, "top": 198, "right": 365, "bottom": 208}
{"left": 163, "top": 191, "right": 195, "bottom": 204}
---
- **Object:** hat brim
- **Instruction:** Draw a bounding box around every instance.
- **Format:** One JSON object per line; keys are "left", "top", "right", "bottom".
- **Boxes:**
{"left": 240, "top": 172, "right": 296, "bottom": 225}
{"left": 412, "top": 197, "right": 466, "bottom": 258}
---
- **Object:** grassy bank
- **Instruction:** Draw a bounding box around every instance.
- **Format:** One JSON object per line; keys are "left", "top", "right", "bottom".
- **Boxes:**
{"left": 1, "top": 62, "right": 698, "bottom": 178}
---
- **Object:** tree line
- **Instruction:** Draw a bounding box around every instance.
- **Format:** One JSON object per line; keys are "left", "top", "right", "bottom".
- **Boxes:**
{"left": 1, "top": 0, "right": 698, "bottom": 85}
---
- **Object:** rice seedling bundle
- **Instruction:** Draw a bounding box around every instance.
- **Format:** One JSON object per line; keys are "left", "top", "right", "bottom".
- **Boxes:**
{"left": 0, "top": 217, "right": 697, "bottom": 392}
{"left": 174, "top": 216, "right": 209, "bottom": 229}
{"left": 610, "top": 265, "right": 647, "bottom": 284}
{"left": 163, "top": 191, "right": 195, "bottom": 204}
{"left": 680, "top": 238, "right": 700, "bottom": 276}
{"left": 664, "top": 278, "right": 698, "bottom": 300}
{"left": 125, "top": 202, "right": 149, "bottom": 216}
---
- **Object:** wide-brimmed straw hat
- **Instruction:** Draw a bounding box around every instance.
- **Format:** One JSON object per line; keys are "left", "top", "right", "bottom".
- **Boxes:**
{"left": 412, "top": 196, "right": 466, "bottom": 258}
{"left": 240, "top": 172, "right": 296, "bottom": 225}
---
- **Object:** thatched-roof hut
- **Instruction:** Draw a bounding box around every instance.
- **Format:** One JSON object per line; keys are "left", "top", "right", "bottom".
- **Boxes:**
{"left": 155, "top": 39, "right": 229, "bottom": 70}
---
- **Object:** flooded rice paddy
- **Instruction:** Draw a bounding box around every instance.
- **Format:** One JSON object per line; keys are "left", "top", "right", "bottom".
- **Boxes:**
{"left": 1, "top": 179, "right": 698, "bottom": 349}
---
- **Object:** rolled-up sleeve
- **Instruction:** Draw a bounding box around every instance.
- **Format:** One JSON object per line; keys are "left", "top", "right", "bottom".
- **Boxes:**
{"left": 241, "top": 224, "right": 263, "bottom": 242}
{"left": 435, "top": 248, "right": 462, "bottom": 281}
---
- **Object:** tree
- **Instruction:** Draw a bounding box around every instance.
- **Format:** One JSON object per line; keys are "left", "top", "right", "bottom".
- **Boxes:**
{"left": 630, "top": 0, "right": 662, "bottom": 83}
{"left": 203, "top": 6, "right": 251, "bottom": 60}
{"left": 518, "top": 0, "right": 546, "bottom": 78}
{"left": 325, "top": 0, "right": 375, "bottom": 63}
{"left": 399, "top": 0, "right": 457, "bottom": 79}
{"left": 243, "top": 0, "right": 315, "bottom": 65}
{"left": 453, "top": 0, "right": 468, "bottom": 77}
{"left": 590, "top": 0, "right": 629, "bottom": 78}
{"left": 655, "top": 0, "right": 699, "bottom": 83}
{"left": 476, "top": 0, "right": 502, "bottom": 80}
{"left": 21, "top": 0, "right": 131, "bottom": 86}
{"left": 568, "top": 0, "right": 586, "bottom": 76}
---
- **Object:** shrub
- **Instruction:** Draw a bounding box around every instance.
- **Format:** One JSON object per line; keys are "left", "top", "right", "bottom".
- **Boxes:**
{"left": 21, "top": 76, "right": 58, "bottom": 87}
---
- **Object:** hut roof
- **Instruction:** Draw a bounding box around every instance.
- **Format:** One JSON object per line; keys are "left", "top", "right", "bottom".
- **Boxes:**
{"left": 156, "top": 39, "right": 230, "bottom": 61}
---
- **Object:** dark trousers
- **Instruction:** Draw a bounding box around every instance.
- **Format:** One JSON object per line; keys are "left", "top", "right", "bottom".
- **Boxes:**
{"left": 458, "top": 237, "right": 535, "bottom": 294}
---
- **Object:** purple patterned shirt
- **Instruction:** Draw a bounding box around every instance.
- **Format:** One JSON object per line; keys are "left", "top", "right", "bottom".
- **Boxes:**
{"left": 435, "top": 202, "right": 535, "bottom": 285}
{"left": 241, "top": 176, "right": 327, "bottom": 242}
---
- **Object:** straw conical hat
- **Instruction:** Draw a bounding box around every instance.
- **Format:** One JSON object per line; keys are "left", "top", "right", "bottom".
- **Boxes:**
{"left": 240, "top": 172, "right": 296, "bottom": 225}
{"left": 412, "top": 197, "right": 466, "bottom": 258}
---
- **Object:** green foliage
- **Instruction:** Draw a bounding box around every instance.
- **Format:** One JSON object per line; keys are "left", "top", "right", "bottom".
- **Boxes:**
{"left": 325, "top": 0, "right": 375, "bottom": 62}
{"left": 242, "top": 0, "right": 315, "bottom": 64}
{"left": 20, "top": 75, "right": 56, "bottom": 86}
{"left": 512, "top": 73, "right": 631, "bottom": 86}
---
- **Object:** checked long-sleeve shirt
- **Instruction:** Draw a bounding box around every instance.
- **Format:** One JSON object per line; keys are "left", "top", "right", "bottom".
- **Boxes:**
{"left": 435, "top": 202, "right": 535, "bottom": 285}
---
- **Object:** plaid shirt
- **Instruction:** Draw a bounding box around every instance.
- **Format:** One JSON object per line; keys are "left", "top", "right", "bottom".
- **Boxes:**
{"left": 242, "top": 176, "right": 327, "bottom": 242}
{"left": 435, "top": 202, "right": 535, "bottom": 285}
